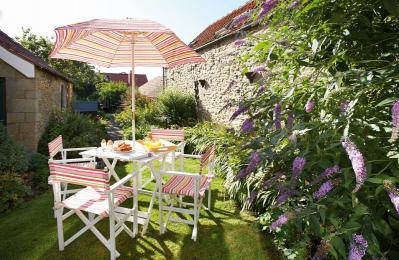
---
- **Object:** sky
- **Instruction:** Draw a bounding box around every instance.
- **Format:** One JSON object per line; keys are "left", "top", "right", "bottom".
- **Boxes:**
{"left": 0, "top": 0, "right": 249, "bottom": 80}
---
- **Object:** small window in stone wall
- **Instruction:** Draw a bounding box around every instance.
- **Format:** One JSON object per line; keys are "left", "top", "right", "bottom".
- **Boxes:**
{"left": 0, "top": 78, "right": 6, "bottom": 125}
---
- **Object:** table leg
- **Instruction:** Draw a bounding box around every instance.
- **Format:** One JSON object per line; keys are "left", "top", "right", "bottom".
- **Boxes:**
{"left": 102, "top": 158, "right": 121, "bottom": 181}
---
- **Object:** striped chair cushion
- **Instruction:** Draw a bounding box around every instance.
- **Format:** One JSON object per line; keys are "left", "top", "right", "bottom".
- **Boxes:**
{"left": 200, "top": 145, "right": 216, "bottom": 173}
{"left": 162, "top": 174, "right": 213, "bottom": 198}
{"left": 48, "top": 135, "right": 63, "bottom": 158}
{"left": 49, "top": 163, "right": 109, "bottom": 189}
{"left": 58, "top": 186, "right": 133, "bottom": 217}
{"left": 69, "top": 161, "right": 97, "bottom": 169}
{"left": 150, "top": 129, "right": 185, "bottom": 141}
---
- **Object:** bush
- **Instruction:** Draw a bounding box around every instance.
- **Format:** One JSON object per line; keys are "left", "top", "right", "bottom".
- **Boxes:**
{"left": 0, "top": 124, "right": 29, "bottom": 174}
{"left": 29, "top": 153, "right": 49, "bottom": 191}
{"left": 0, "top": 172, "right": 32, "bottom": 212}
{"left": 38, "top": 110, "right": 109, "bottom": 156}
{"left": 157, "top": 88, "right": 198, "bottom": 127}
{"left": 222, "top": 1, "right": 399, "bottom": 258}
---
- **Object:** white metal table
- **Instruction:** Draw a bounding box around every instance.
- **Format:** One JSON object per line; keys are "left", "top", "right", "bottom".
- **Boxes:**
{"left": 80, "top": 142, "right": 171, "bottom": 235}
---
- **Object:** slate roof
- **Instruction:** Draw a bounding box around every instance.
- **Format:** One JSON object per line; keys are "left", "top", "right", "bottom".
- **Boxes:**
{"left": 0, "top": 30, "right": 70, "bottom": 81}
{"left": 139, "top": 76, "right": 163, "bottom": 98}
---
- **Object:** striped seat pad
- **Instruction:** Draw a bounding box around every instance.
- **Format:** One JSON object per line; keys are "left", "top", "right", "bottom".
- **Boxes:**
{"left": 59, "top": 186, "right": 133, "bottom": 217}
{"left": 68, "top": 161, "right": 97, "bottom": 169}
{"left": 49, "top": 163, "right": 108, "bottom": 189}
{"left": 48, "top": 135, "right": 63, "bottom": 158}
{"left": 151, "top": 129, "right": 185, "bottom": 141}
{"left": 162, "top": 174, "right": 213, "bottom": 198}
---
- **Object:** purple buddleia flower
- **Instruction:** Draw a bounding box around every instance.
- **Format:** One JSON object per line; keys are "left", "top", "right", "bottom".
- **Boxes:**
{"left": 292, "top": 157, "right": 306, "bottom": 179}
{"left": 236, "top": 151, "right": 262, "bottom": 179}
{"left": 263, "top": 172, "right": 284, "bottom": 189}
{"left": 305, "top": 100, "right": 315, "bottom": 113}
{"left": 342, "top": 138, "right": 367, "bottom": 193}
{"left": 312, "top": 240, "right": 330, "bottom": 260}
{"left": 384, "top": 181, "right": 399, "bottom": 215}
{"left": 231, "top": 12, "right": 249, "bottom": 27}
{"left": 287, "top": 111, "right": 294, "bottom": 129}
{"left": 234, "top": 39, "right": 246, "bottom": 46}
{"left": 289, "top": 0, "right": 300, "bottom": 9}
{"left": 230, "top": 104, "right": 248, "bottom": 121}
{"left": 274, "top": 103, "right": 282, "bottom": 130}
{"left": 313, "top": 180, "right": 335, "bottom": 199}
{"left": 241, "top": 118, "right": 254, "bottom": 133}
{"left": 259, "top": 0, "right": 280, "bottom": 19}
{"left": 276, "top": 190, "right": 295, "bottom": 205}
{"left": 390, "top": 100, "right": 399, "bottom": 141}
{"left": 349, "top": 234, "right": 368, "bottom": 260}
{"left": 310, "top": 165, "right": 341, "bottom": 185}
{"left": 270, "top": 213, "right": 289, "bottom": 231}
{"left": 340, "top": 100, "right": 350, "bottom": 114}
{"left": 247, "top": 190, "right": 258, "bottom": 204}
{"left": 257, "top": 85, "right": 266, "bottom": 96}
{"left": 253, "top": 65, "right": 266, "bottom": 72}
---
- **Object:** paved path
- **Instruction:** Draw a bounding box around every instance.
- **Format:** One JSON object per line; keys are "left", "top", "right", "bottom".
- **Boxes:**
{"left": 105, "top": 114, "right": 123, "bottom": 140}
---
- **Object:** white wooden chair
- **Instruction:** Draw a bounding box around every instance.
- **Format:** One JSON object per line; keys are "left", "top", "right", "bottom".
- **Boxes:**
{"left": 49, "top": 163, "right": 138, "bottom": 260}
{"left": 150, "top": 129, "right": 185, "bottom": 171}
{"left": 48, "top": 135, "right": 97, "bottom": 168}
{"left": 158, "top": 145, "right": 216, "bottom": 241}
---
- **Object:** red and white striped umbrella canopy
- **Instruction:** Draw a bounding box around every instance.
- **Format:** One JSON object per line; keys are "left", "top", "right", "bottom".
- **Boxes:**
{"left": 49, "top": 18, "right": 205, "bottom": 68}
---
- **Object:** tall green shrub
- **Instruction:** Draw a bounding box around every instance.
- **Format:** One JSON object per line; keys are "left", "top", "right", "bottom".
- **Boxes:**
{"left": 0, "top": 124, "right": 28, "bottom": 173}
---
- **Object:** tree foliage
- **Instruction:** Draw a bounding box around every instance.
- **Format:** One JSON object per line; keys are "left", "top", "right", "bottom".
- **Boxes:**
{"left": 16, "top": 28, "right": 103, "bottom": 99}
{"left": 95, "top": 81, "right": 127, "bottom": 112}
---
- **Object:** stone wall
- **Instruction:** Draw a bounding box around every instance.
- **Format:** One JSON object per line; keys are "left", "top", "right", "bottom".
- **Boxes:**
{"left": 166, "top": 30, "right": 260, "bottom": 126}
{"left": 1, "top": 59, "right": 71, "bottom": 152}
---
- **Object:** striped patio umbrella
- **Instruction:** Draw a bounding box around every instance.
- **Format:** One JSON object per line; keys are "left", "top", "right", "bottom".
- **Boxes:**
{"left": 49, "top": 18, "right": 205, "bottom": 145}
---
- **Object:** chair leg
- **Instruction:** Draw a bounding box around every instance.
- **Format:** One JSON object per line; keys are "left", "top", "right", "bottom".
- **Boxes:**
{"left": 207, "top": 188, "right": 211, "bottom": 211}
{"left": 56, "top": 207, "right": 65, "bottom": 251}
{"left": 192, "top": 196, "right": 198, "bottom": 241}
{"left": 179, "top": 156, "right": 184, "bottom": 172}
{"left": 163, "top": 195, "right": 175, "bottom": 234}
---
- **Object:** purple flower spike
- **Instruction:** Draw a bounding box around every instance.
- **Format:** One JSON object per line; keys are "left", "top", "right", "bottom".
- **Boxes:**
{"left": 384, "top": 181, "right": 399, "bottom": 215}
{"left": 236, "top": 151, "right": 262, "bottom": 179}
{"left": 287, "top": 111, "right": 294, "bottom": 129}
{"left": 263, "top": 172, "right": 284, "bottom": 189}
{"left": 340, "top": 100, "right": 350, "bottom": 114}
{"left": 276, "top": 190, "right": 295, "bottom": 205}
{"left": 253, "top": 65, "right": 266, "bottom": 72}
{"left": 259, "top": 0, "right": 280, "bottom": 19}
{"left": 349, "top": 234, "right": 368, "bottom": 260}
{"left": 230, "top": 104, "right": 248, "bottom": 121}
{"left": 289, "top": 1, "right": 300, "bottom": 9}
{"left": 270, "top": 213, "right": 289, "bottom": 231}
{"left": 274, "top": 103, "right": 282, "bottom": 130}
{"left": 390, "top": 100, "right": 399, "bottom": 141}
{"left": 241, "top": 118, "right": 254, "bottom": 133}
{"left": 234, "top": 39, "right": 246, "bottom": 46}
{"left": 292, "top": 157, "right": 306, "bottom": 179}
{"left": 313, "top": 180, "right": 335, "bottom": 199}
{"left": 342, "top": 138, "right": 367, "bottom": 193}
{"left": 305, "top": 100, "right": 315, "bottom": 113}
{"left": 257, "top": 85, "right": 266, "bottom": 96}
{"left": 310, "top": 165, "right": 341, "bottom": 185}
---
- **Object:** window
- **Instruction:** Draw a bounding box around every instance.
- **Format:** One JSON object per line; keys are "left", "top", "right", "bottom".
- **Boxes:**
{"left": 0, "top": 78, "right": 6, "bottom": 125}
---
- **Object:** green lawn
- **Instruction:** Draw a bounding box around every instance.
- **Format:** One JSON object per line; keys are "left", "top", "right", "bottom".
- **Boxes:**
{"left": 0, "top": 159, "right": 281, "bottom": 259}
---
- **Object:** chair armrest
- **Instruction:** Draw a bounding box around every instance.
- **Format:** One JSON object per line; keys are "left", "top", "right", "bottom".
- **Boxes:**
{"left": 163, "top": 170, "right": 201, "bottom": 178}
{"left": 181, "top": 154, "right": 201, "bottom": 159}
{"left": 61, "top": 147, "right": 97, "bottom": 152}
{"left": 49, "top": 158, "right": 94, "bottom": 164}
{"left": 110, "top": 173, "right": 134, "bottom": 191}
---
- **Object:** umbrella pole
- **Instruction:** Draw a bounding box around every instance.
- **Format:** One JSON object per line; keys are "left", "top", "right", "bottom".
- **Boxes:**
{"left": 131, "top": 34, "right": 135, "bottom": 147}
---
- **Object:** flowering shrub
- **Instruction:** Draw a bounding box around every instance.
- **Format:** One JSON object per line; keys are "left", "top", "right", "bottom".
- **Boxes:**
{"left": 223, "top": 0, "right": 399, "bottom": 259}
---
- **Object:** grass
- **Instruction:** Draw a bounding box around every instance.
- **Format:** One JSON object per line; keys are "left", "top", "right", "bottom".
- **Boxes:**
{"left": 0, "top": 158, "right": 282, "bottom": 259}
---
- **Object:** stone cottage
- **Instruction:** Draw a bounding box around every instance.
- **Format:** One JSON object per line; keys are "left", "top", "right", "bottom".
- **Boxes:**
{"left": 0, "top": 30, "right": 72, "bottom": 152}
{"left": 166, "top": 0, "right": 262, "bottom": 125}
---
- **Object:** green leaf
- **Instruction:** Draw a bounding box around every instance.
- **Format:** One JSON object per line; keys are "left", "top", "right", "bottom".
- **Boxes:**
{"left": 375, "top": 97, "right": 398, "bottom": 107}
{"left": 383, "top": 0, "right": 399, "bottom": 17}
{"left": 331, "top": 236, "right": 346, "bottom": 259}
{"left": 309, "top": 215, "right": 321, "bottom": 236}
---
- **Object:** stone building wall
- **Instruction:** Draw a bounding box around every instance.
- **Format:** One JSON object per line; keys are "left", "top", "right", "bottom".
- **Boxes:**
{"left": 166, "top": 30, "right": 260, "bottom": 126}
{"left": 1, "top": 59, "right": 70, "bottom": 152}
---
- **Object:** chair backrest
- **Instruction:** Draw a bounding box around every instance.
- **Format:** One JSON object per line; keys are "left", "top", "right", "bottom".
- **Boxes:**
{"left": 200, "top": 145, "right": 216, "bottom": 173}
{"left": 48, "top": 135, "right": 63, "bottom": 159}
{"left": 150, "top": 129, "right": 185, "bottom": 141}
{"left": 49, "top": 163, "right": 109, "bottom": 189}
